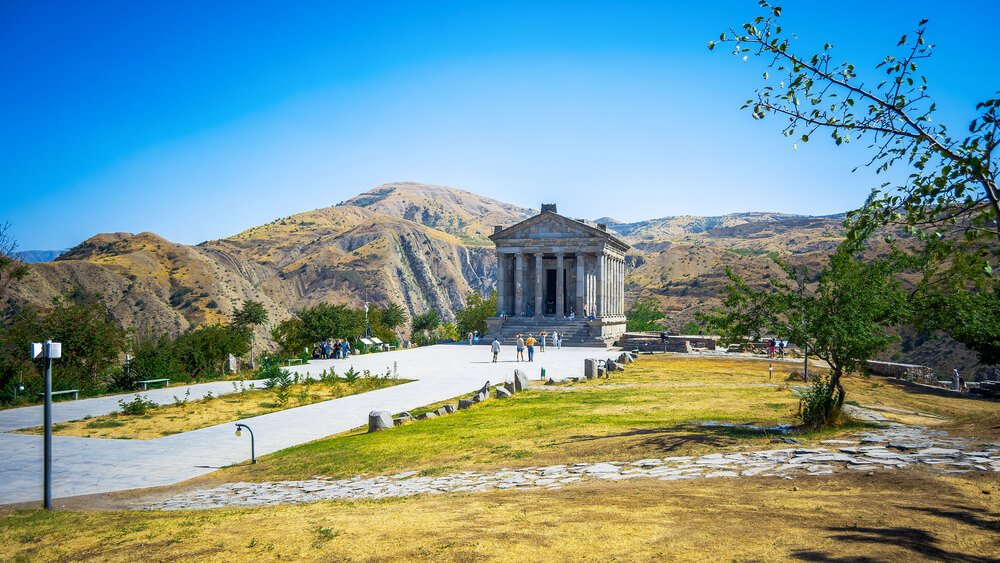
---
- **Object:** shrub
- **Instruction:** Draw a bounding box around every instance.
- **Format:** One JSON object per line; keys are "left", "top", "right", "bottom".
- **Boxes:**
{"left": 118, "top": 394, "right": 157, "bottom": 416}
{"left": 343, "top": 367, "right": 360, "bottom": 384}
{"left": 798, "top": 376, "right": 841, "bottom": 428}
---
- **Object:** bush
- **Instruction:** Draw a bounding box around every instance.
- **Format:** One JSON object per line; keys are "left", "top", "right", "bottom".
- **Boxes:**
{"left": 798, "top": 376, "right": 841, "bottom": 428}
{"left": 118, "top": 394, "right": 157, "bottom": 416}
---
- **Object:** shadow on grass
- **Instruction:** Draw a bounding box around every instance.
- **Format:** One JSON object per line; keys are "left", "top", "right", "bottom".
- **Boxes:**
{"left": 791, "top": 502, "right": 999, "bottom": 562}
{"left": 556, "top": 424, "right": 793, "bottom": 454}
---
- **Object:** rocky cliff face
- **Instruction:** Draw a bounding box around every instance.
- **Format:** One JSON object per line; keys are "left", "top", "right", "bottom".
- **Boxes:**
{"left": 9, "top": 182, "right": 990, "bottom": 379}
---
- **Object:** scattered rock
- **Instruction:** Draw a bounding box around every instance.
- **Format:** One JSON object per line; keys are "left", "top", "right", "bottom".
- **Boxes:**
{"left": 443, "top": 404, "right": 458, "bottom": 414}
{"left": 504, "top": 381, "right": 516, "bottom": 394}
{"left": 606, "top": 360, "right": 622, "bottom": 372}
{"left": 495, "top": 387, "right": 513, "bottom": 399}
{"left": 368, "top": 411, "right": 393, "bottom": 432}
{"left": 434, "top": 406, "right": 451, "bottom": 416}
{"left": 544, "top": 378, "right": 556, "bottom": 386}
{"left": 458, "top": 399, "right": 474, "bottom": 410}
{"left": 584, "top": 358, "right": 598, "bottom": 380}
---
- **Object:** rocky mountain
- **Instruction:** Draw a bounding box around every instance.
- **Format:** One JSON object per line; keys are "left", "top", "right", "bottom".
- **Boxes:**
{"left": 8, "top": 182, "right": 990, "bottom": 379}
{"left": 18, "top": 249, "right": 66, "bottom": 263}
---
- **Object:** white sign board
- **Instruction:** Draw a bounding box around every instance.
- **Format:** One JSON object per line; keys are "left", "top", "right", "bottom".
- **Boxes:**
{"left": 31, "top": 342, "right": 43, "bottom": 359}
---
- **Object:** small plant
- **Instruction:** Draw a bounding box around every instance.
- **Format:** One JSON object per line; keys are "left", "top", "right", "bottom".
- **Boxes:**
{"left": 343, "top": 366, "right": 360, "bottom": 384}
{"left": 362, "top": 369, "right": 372, "bottom": 379}
{"left": 119, "top": 394, "right": 157, "bottom": 416}
{"left": 172, "top": 388, "right": 191, "bottom": 408}
{"left": 204, "top": 391, "right": 215, "bottom": 401}
{"left": 392, "top": 361, "right": 399, "bottom": 380}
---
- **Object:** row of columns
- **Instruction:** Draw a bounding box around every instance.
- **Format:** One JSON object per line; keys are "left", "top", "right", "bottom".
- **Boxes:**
{"left": 495, "top": 250, "right": 625, "bottom": 318}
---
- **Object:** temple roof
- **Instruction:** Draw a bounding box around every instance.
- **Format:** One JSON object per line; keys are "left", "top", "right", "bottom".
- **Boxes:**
{"left": 489, "top": 210, "right": 630, "bottom": 252}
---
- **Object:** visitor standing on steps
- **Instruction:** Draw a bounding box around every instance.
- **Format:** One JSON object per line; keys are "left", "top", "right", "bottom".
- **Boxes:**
{"left": 491, "top": 336, "right": 501, "bottom": 363}
{"left": 516, "top": 334, "right": 525, "bottom": 362}
{"left": 526, "top": 334, "right": 537, "bottom": 362}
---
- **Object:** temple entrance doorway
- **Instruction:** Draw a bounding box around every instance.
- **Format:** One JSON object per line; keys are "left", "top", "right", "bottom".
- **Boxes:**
{"left": 545, "top": 269, "right": 557, "bottom": 315}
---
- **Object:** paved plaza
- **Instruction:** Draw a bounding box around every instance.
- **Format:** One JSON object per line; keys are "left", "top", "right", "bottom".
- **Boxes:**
{"left": 0, "top": 344, "right": 605, "bottom": 505}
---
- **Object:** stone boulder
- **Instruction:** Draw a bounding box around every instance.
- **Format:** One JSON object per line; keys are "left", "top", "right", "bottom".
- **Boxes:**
{"left": 496, "top": 386, "right": 513, "bottom": 399}
{"left": 606, "top": 360, "right": 623, "bottom": 372}
{"left": 544, "top": 378, "right": 557, "bottom": 385}
{"left": 416, "top": 411, "right": 437, "bottom": 420}
{"left": 504, "top": 381, "right": 516, "bottom": 395}
{"left": 368, "top": 410, "right": 393, "bottom": 432}
{"left": 393, "top": 412, "right": 413, "bottom": 426}
{"left": 618, "top": 352, "right": 635, "bottom": 364}
{"left": 434, "top": 406, "right": 451, "bottom": 416}
{"left": 584, "top": 358, "right": 598, "bottom": 380}
{"left": 513, "top": 369, "right": 530, "bottom": 392}
{"left": 597, "top": 367, "right": 607, "bottom": 378}
{"left": 458, "top": 399, "right": 474, "bottom": 410}
{"left": 443, "top": 403, "right": 458, "bottom": 414}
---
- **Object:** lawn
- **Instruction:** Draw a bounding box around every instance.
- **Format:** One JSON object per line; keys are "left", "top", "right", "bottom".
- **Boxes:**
{"left": 15, "top": 377, "right": 410, "bottom": 439}
{"left": 3, "top": 355, "right": 997, "bottom": 561}
{"left": 1, "top": 471, "right": 996, "bottom": 561}
{"left": 212, "top": 356, "right": 866, "bottom": 482}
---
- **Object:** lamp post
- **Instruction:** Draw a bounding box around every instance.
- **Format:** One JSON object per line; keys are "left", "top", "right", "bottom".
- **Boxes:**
{"left": 364, "top": 301, "right": 371, "bottom": 339}
{"left": 235, "top": 423, "right": 256, "bottom": 464}
{"left": 31, "top": 340, "right": 61, "bottom": 510}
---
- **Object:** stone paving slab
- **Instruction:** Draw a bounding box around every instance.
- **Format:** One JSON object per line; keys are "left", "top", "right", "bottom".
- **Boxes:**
{"left": 1, "top": 345, "right": 602, "bottom": 505}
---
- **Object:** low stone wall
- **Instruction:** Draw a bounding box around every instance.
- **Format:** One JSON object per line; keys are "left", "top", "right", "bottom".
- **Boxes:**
{"left": 866, "top": 360, "right": 937, "bottom": 385}
{"left": 619, "top": 333, "right": 718, "bottom": 353}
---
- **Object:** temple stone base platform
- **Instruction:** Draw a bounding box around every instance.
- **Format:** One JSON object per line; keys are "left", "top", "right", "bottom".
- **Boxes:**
{"left": 487, "top": 316, "right": 626, "bottom": 347}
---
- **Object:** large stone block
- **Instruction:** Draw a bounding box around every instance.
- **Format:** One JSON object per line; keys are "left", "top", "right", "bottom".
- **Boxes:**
{"left": 513, "top": 369, "right": 530, "bottom": 392}
{"left": 368, "top": 410, "right": 393, "bottom": 432}
{"left": 458, "top": 399, "right": 474, "bottom": 410}
{"left": 584, "top": 358, "right": 598, "bottom": 379}
{"left": 496, "top": 386, "right": 513, "bottom": 399}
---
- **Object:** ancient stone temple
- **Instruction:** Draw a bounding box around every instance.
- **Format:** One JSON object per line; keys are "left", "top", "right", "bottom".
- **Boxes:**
{"left": 486, "top": 204, "right": 629, "bottom": 347}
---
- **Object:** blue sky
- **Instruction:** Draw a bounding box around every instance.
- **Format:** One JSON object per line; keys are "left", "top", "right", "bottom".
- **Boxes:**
{"left": 2, "top": 0, "right": 998, "bottom": 250}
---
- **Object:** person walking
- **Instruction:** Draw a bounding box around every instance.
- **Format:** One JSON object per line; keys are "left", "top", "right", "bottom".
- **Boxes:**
{"left": 491, "top": 336, "right": 501, "bottom": 363}
{"left": 540, "top": 331, "right": 547, "bottom": 352}
{"left": 468, "top": 332, "right": 474, "bottom": 346}
{"left": 952, "top": 368, "right": 961, "bottom": 391}
{"left": 516, "top": 334, "right": 525, "bottom": 362}
{"left": 341, "top": 339, "right": 350, "bottom": 359}
{"left": 526, "top": 334, "right": 537, "bottom": 362}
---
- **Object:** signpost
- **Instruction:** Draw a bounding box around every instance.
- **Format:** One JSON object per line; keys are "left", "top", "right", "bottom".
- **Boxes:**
{"left": 31, "top": 340, "right": 61, "bottom": 510}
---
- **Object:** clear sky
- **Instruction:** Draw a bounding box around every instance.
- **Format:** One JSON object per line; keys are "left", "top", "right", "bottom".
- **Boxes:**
{"left": 2, "top": 0, "right": 998, "bottom": 250}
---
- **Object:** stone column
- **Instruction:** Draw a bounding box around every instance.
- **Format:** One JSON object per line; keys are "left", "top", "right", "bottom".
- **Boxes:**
{"left": 614, "top": 257, "right": 621, "bottom": 316}
{"left": 555, "top": 253, "right": 565, "bottom": 317}
{"left": 534, "top": 253, "right": 544, "bottom": 317}
{"left": 596, "top": 252, "right": 605, "bottom": 317}
{"left": 496, "top": 251, "right": 507, "bottom": 315}
{"left": 514, "top": 253, "right": 524, "bottom": 316}
{"left": 575, "top": 252, "right": 585, "bottom": 317}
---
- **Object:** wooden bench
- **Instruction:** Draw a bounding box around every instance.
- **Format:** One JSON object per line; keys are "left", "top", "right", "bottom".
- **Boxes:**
{"left": 283, "top": 358, "right": 304, "bottom": 366}
{"left": 38, "top": 389, "right": 79, "bottom": 401}
{"left": 138, "top": 378, "right": 170, "bottom": 390}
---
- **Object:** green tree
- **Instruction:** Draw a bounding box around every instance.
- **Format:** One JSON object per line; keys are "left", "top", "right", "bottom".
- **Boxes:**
{"left": 706, "top": 243, "right": 908, "bottom": 426}
{"left": 411, "top": 310, "right": 440, "bottom": 333}
{"left": 128, "top": 333, "right": 182, "bottom": 388}
{"left": 0, "top": 222, "right": 30, "bottom": 318}
{"left": 296, "top": 303, "right": 365, "bottom": 343}
{"left": 174, "top": 324, "right": 250, "bottom": 379}
{"left": 711, "top": 3, "right": 999, "bottom": 256}
{"left": 270, "top": 318, "right": 306, "bottom": 358}
{"left": 626, "top": 297, "right": 666, "bottom": 332}
{"left": 379, "top": 302, "right": 408, "bottom": 331}
{"left": 232, "top": 299, "right": 268, "bottom": 365}
{"left": 455, "top": 291, "right": 497, "bottom": 337}
{"left": 700, "top": 270, "right": 780, "bottom": 344}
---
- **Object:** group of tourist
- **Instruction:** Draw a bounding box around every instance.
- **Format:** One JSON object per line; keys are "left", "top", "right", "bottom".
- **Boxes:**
{"left": 313, "top": 338, "right": 351, "bottom": 359}
{"left": 766, "top": 338, "right": 787, "bottom": 358}
{"left": 489, "top": 331, "right": 561, "bottom": 363}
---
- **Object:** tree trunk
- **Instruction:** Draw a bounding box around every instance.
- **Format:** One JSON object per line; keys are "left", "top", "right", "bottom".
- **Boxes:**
{"left": 825, "top": 368, "right": 846, "bottom": 424}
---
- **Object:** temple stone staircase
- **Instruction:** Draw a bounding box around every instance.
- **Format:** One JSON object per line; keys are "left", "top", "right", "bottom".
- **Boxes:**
{"left": 491, "top": 317, "right": 608, "bottom": 347}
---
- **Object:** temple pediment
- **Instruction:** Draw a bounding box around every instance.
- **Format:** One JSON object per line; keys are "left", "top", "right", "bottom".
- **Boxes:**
{"left": 490, "top": 211, "right": 629, "bottom": 251}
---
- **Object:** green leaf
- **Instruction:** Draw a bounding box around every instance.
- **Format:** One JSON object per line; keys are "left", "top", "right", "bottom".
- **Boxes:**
{"left": 801, "top": 134, "right": 809, "bottom": 142}
{"left": 708, "top": 40, "right": 716, "bottom": 50}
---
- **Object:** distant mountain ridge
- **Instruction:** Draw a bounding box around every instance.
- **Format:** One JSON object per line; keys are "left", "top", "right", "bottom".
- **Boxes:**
{"left": 18, "top": 249, "right": 66, "bottom": 263}
{"left": 9, "top": 181, "right": 984, "bottom": 378}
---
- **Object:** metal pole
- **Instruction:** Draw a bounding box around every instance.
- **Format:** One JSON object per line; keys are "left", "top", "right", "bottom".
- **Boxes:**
{"left": 43, "top": 341, "right": 53, "bottom": 511}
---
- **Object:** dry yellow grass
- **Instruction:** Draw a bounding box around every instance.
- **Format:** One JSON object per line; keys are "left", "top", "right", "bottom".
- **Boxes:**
{"left": 15, "top": 378, "right": 409, "bottom": 440}
{"left": 2, "top": 471, "right": 996, "bottom": 561}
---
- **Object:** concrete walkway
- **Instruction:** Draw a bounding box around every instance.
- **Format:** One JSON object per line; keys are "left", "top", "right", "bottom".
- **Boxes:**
{"left": 0, "top": 344, "right": 606, "bottom": 505}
